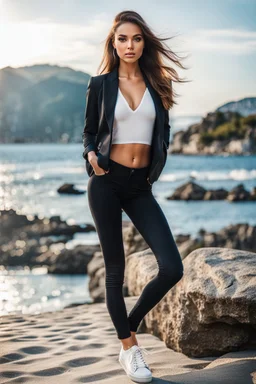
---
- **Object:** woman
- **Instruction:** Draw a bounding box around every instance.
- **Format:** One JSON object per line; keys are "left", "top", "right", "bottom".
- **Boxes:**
{"left": 82, "top": 10, "right": 188, "bottom": 383}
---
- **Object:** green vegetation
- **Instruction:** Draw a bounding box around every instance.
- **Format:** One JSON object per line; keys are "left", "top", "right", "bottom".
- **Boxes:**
{"left": 200, "top": 113, "right": 256, "bottom": 145}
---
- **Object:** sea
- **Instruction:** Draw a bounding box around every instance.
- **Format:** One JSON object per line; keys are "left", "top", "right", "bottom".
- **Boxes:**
{"left": 1, "top": 115, "right": 256, "bottom": 316}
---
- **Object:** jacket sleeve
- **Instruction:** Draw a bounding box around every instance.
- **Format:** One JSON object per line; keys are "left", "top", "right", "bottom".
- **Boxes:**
{"left": 164, "top": 109, "right": 171, "bottom": 149}
{"left": 82, "top": 76, "right": 99, "bottom": 160}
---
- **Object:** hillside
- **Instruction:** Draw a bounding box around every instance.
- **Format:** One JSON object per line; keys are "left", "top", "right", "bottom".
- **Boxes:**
{"left": 170, "top": 103, "right": 256, "bottom": 155}
{"left": 0, "top": 64, "right": 91, "bottom": 143}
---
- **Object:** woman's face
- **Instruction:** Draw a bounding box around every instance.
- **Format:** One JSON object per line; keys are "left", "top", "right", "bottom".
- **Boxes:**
{"left": 113, "top": 22, "right": 144, "bottom": 63}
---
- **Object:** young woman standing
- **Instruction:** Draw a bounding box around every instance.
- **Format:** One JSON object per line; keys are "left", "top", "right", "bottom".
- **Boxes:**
{"left": 82, "top": 10, "right": 188, "bottom": 383}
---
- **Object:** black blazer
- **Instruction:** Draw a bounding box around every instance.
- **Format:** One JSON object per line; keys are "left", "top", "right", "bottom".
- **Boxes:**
{"left": 82, "top": 65, "right": 171, "bottom": 185}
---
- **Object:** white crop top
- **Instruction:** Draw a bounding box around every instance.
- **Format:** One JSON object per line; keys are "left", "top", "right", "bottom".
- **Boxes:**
{"left": 111, "top": 87, "right": 156, "bottom": 145}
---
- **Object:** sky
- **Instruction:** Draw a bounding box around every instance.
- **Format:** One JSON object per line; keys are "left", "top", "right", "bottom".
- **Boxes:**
{"left": 0, "top": 0, "right": 255, "bottom": 116}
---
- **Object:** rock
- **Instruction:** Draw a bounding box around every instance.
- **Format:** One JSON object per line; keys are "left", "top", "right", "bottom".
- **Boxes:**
{"left": 167, "top": 182, "right": 254, "bottom": 201}
{"left": 204, "top": 188, "right": 228, "bottom": 200}
{"left": 167, "top": 181, "right": 206, "bottom": 200}
{"left": 178, "top": 238, "right": 200, "bottom": 259}
{"left": 35, "top": 244, "right": 100, "bottom": 274}
{"left": 175, "top": 234, "right": 191, "bottom": 245}
{"left": 180, "top": 224, "right": 256, "bottom": 258}
{"left": 0, "top": 208, "right": 97, "bottom": 271}
{"left": 125, "top": 247, "right": 256, "bottom": 357}
{"left": 251, "top": 187, "right": 256, "bottom": 200}
{"left": 227, "top": 183, "right": 251, "bottom": 201}
{"left": 123, "top": 223, "right": 149, "bottom": 256}
{"left": 57, "top": 183, "right": 84, "bottom": 194}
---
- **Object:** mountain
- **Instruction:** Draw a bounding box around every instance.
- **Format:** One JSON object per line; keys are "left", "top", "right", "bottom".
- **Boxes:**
{"left": 215, "top": 97, "right": 256, "bottom": 117}
{"left": 0, "top": 64, "right": 91, "bottom": 143}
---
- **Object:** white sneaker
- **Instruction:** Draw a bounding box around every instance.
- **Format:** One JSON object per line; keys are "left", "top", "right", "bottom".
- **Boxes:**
{"left": 119, "top": 344, "right": 152, "bottom": 383}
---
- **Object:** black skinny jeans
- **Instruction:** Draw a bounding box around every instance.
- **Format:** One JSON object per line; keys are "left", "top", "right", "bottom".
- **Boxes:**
{"left": 87, "top": 158, "right": 184, "bottom": 340}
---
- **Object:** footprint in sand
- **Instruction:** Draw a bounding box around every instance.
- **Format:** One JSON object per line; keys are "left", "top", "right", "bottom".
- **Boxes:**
{"left": 87, "top": 343, "right": 106, "bottom": 348}
{"left": 19, "top": 346, "right": 49, "bottom": 355}
{"left": 0, "top": 353, "right": 25, "bottom": 364}
{"left": 0, "top": 370, "right": 25, "bottom": 378}
{"left": 33, "top": 366, "right": 67, "bottom": 376}
{"left": 65, "top": 356, "right": 102, "bottom": 368}
{"left": 74, "top": 335, "right": 90, "bottom": 340}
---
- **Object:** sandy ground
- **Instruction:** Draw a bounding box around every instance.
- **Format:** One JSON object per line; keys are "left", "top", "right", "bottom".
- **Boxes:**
{"left": 0, "top": 295, "right": 255, "bottom": 384}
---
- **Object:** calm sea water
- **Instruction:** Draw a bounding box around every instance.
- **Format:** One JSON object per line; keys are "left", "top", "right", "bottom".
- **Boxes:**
{"left": 0, "top": 140, "right": 256, "bottom": 315}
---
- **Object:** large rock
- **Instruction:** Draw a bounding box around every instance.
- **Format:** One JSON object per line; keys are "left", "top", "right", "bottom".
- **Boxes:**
{"left": 125, "top": 247, "right": 256, "bottom": 357}
{"left": 57, "top": 183, "right": 84, "bottom": 195}
{"left": 178, "top": 224, "right": 256, "bottom": 259}
{"left": 168, "top": 181, "right": 206, "bottom": 200}
{"left": 122, "top": 224, "right": 149, "bottom": 256}
{"left": 35, "top": 244, "right": 100, "bottom": 274}
{"left": 227, "top": 183, "right": 252, "bottom": 201}
{"left": 204, "top": 188, "right": 228, "bottom": 200}
{"left": 0, "top": 208, "right": 96, "bottom": 272}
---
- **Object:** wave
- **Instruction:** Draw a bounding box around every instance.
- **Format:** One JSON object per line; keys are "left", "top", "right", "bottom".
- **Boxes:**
{"left": 161, "top": 169, "right": 256, "bottom": 182}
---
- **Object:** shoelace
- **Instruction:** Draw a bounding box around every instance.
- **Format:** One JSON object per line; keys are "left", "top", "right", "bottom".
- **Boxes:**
{"left": 129, "top": 345, "right": 151, "bottom": 371}
{"left": 138, "top": 345, "right": 152, "bottom": 356}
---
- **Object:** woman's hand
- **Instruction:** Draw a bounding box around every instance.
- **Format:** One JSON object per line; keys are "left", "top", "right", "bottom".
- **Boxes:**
{"left": 88, "top": 153, "right": 108, "bottom": 175}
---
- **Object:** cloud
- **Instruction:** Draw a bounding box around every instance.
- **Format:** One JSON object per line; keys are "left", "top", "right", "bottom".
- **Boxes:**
{"left": 182, "top": 28, "right": 256, "bottom": 55}
{"left": 0, "top": 17, "right": 110, "bottom": 72}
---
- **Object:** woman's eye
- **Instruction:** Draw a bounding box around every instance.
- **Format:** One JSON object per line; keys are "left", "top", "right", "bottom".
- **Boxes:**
{"left": 118, "top": 37, "right": 142, "bottom": 42}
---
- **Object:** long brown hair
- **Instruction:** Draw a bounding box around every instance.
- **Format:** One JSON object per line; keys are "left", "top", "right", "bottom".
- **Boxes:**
{"left": 97, "top": 10, "right": 190, "bottom": 110}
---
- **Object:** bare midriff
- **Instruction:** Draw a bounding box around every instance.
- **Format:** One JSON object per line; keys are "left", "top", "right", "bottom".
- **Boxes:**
{"left": 109, "top": 143, "right": 151, "bottom": 168}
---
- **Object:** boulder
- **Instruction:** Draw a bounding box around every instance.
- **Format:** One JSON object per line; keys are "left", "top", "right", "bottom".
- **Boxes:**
{"left": 204, "top": 188, "right": 228, "bottom": 200}
{"left": 167, "top": 182, "right": 254, "bottom": 201}
{"left": 227, "top": 183, "right": 251, "bottom": 201}
{"left": 35, "top": 244, "right": 100, "bottom": 274}
{"left": 167, "top": 181, "right": 206, "bottom": 200}
{"left": 125, "top": 247, "right": 256, "bottom": 357}
{"left": 57, "top": 183, "right": 84, "bottom": 194}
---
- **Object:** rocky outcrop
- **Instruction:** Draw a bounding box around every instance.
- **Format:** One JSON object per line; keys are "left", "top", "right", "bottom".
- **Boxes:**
{"left": 0, "top": 209, "right": 97, "bottom": 273}
{"left": 177, "top": 223, "right": 256, "bottom": 258}
{"left": 57, "top": 183, "right": 84, "bottom": 194}
{"left": 168, "top": 181, "right": 207, "bottom": 200}
{"left": 35, "top": 244, "right": 100, "bottom": 274}
{"left": 169, "top": 111, "right": 256, "bottom": 155}
{"left": 125, "top": 247, "right": 256, "bottom": 357}
{"left": 167, "top": 181, "right": 256, "bottom": 201}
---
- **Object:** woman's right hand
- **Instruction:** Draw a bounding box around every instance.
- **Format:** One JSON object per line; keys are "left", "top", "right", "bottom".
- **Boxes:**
{"left": 89, "top": 154, "right": 107, "bottom": 175}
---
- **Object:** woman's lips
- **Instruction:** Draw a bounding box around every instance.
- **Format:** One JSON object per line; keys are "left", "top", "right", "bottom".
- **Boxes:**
{"left": 125, "top": 53, "right": 135, "bottom": 56}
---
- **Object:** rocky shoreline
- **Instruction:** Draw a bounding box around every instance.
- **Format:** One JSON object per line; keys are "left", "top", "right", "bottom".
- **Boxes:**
{"left": 169, "top": 111, "right": 256, "bottom": 155}
{"left": 167, "top": 181, "right": 256, "bottom": 201}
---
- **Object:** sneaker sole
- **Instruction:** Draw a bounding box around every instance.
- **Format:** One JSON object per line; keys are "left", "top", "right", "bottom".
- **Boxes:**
{"left": 119, "top": 358, "right": 152, "bottom": 383}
